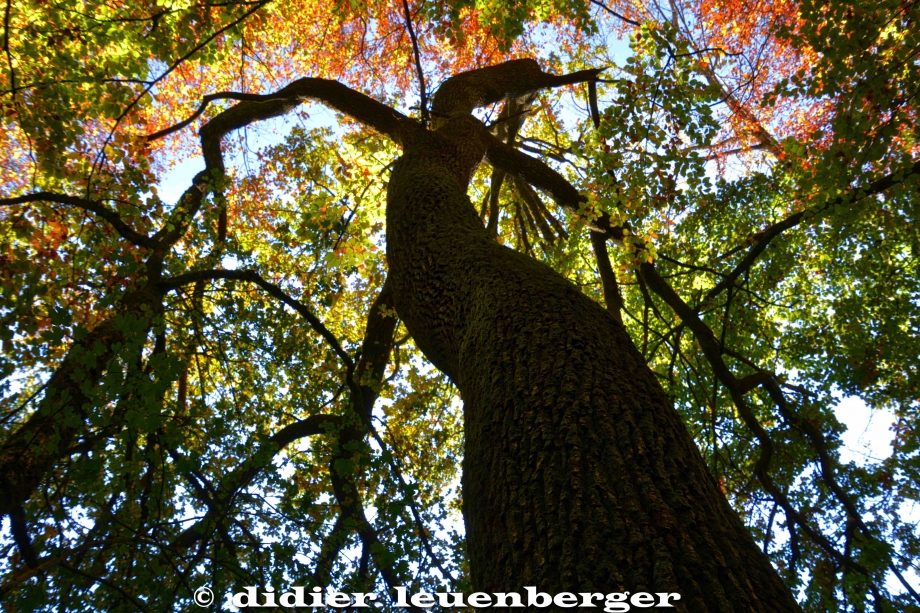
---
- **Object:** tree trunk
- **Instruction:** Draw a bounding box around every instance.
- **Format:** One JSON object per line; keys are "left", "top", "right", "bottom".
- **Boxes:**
{"left": 386, "top": 113, "right": 800, "bottom": 611}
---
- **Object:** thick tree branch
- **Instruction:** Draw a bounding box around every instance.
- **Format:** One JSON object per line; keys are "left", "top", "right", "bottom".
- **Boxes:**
{"left": 351, "top": 278, "right": 397, "bottom": 426}
{"left": 149, "top": 169, "right": 213, "bottom": 246}
{"left": 147, "top": 78, "right": 412, "bottom": 146}
{"left": 145, "top": 91, "right": 281, "bottom": 142}
{"left": 170, "top": 277, "right": 399, "bottom": 579}
{"left": 310, "top": 512, "right": 350, "bottom": 587}
{"left": 699, "top": 63, "right": 783, "bottom": 158}
{"left": 485, "top": 135, "right": 625, "bottom": 241}
{"left": 0, "top": 287, "right": 161, "bottom": 517}
{"left": 590, "top": 230, "right": 624, "bottom": 322}
{"left": 320, "top": 277, "right": 416, "bottom": 608}
{"left": 432, "top": 59, "right": 603, "bottom": 122}
{"left": 3, "top": 0, "right": 15, "bottom": 96}
{"left": 147, "top": 62, "right": 600, "bottom": 249}
{"left": 0, "top": 192, "right": 158, "bottom": 249}
{"left": 484, "top": 137, "right": 580, "bottom": 209}
{"left": 9, "top": 506, "right": 39, "bottom": 569}
{"left": 147, "top": 76, "right": 415, "bottom": 243}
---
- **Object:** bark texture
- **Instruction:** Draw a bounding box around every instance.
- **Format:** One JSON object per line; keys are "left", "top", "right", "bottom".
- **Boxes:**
{"left": 386, "top": 63, "right": 801, "bottom": 612}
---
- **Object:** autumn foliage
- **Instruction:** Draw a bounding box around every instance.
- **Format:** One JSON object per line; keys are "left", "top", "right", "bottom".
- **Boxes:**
{"left": 1, "top": 0, "right": 919, "bottom": 611}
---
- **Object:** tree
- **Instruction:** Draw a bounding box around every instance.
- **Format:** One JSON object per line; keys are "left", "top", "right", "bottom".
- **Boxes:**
{"left": 0, "top": 1, "right": 918, "bottom": 612}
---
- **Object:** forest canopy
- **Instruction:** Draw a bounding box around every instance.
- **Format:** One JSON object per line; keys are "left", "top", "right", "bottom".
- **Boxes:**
{"left": 0, "top": 1, "right": 918, "bottom": 612}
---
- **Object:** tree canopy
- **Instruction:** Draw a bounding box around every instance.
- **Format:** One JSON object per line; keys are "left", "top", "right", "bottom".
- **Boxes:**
{"left": 0, "top": 1, "right": 918, "bottom": 611}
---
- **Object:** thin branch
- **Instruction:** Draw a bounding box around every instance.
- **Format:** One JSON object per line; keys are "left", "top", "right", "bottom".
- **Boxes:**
{"left": 0, "top": 192, "right": 158, "bottom": 249}
{"left": 760, "top": 377, "right": 920, "bottom": 604}
{"left": 3, "top": 77, "right": 156, "bottom": 97}
{"left": 371, "top": 425, "right": 456, "bottom": 582}
{"left": 88, "top": 0, "right": 274, "bottom": 190}
{"left": 697, "top": 61, "right": 782, "bottom": 158}
{"left": 0, "top": 381, "right": 49, "bottom": 426}
{"left": 485, "top": 134, "right": 624, "bottom": 241}
{"left": 657, "top": 253, "right": 728, "bottom": 279}
{"left": 590, "top": 0, "right": 643, "bottom": 27}
{"left": 145, "top": 91, "right": 274, "bottom": 142}
{"left": 517, "top": 177, "right": 561, "bottom": 243}
{"left": 59, "top": 562, "right": 150, "bottom": 612}
{"left": 700, "top": 159, "right": 920, "bottom": 306}
{"left": 171, "top": 413, "right": 340, "bottom": 549}
{"left": 639, "top": 261, "right": 893, "bottom": 595}
{"left": 400, "top": 0, "right": 428, "bottom": 126}
{"left": 158, "top": 268, "right": 353, "bottom": 371}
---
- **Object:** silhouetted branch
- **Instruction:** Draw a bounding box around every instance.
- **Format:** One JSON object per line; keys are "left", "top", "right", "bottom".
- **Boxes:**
{"left": 639, "top": 261, "right": 893, "bottom": 596}
{"left": 3, "top": 0, "right": 15, "bottom": 96}
{"left": 89, "top": 0, "right": 274, "bottom": 189}
{"left": 400, "top": 0, "right": 428, "bottom": 126}
{"left": 159, "top": 269, "right": 353, "bottom": 371}
{"left": 147, "top": 77, "right": 412, "bottom": 146}
{"left": 701, "top": 159, "right": 920, "bottom": 305}
{"left": 0, "top": 192, "right": 158, "bottom": 249}
{"left": 590, "top": 0, "right": 642, "bottom": 27}
{"left": 590, "top": 231, "right": 623, "bottom": 322}
{"left": 9, "top": 506, "right": 39, "bottom": 569}
{"left": 171, "top": 413, "right": 341, "bottom": 548}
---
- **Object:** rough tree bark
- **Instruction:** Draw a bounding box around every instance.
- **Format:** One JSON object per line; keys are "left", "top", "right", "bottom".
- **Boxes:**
{"left": 386, "top": 60, "right": 801, "bottom": 611}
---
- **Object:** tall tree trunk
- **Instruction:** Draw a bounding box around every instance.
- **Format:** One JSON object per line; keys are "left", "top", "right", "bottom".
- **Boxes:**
{"left": 386, "top": 112, "right": 800, "bottom": 611}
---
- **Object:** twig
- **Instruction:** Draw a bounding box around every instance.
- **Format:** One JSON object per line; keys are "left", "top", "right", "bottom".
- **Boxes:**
{"left": 590, "top": 0, "right": 642, "bottom": 27}
{"left": 0, "top": 381, "right": 49, "bottom": 426}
